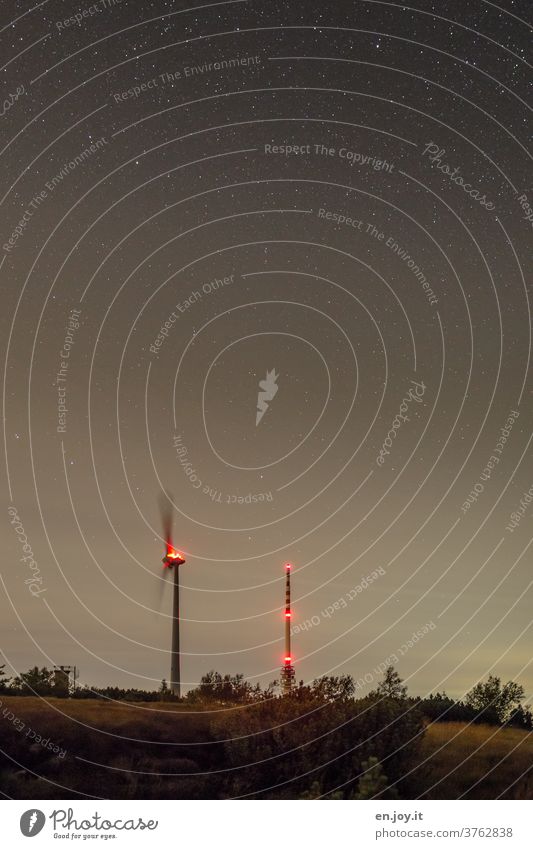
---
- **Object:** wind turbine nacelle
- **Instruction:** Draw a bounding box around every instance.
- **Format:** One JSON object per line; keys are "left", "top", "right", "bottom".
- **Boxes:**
{"left": 163, "top": 550, "right": 186, "bottom": 567}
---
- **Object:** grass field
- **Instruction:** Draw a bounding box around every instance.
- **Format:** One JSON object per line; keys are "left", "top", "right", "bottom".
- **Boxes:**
{"left": 1, "top": 697, "right": 532, "bottom": 799}
{"left": 411, "top": 721, "right": 533, "bottom": 799}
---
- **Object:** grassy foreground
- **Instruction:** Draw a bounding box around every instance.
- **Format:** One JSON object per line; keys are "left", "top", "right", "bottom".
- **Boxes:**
{"left": 414, "top": 720, "right": 533, "bottom": 799}
{"left": 1, "top": 697, "right": 532, "bottom": 799}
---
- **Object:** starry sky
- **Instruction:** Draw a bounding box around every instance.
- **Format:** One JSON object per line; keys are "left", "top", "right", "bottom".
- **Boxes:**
{"left": 1, "top": 0, "right": 532, "bottom": 700}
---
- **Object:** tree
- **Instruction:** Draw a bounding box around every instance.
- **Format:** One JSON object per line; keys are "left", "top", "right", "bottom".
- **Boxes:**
{"left": 186, "top": 671, "right": 264, "bottom": 704}
{"left": 159, "top": 679, "right": 169, "bottom": 695}
{"left": 373, "top": 666, "right": 408, "bottom": 700}
{"left": 0, "top": 664, "right": 10, "bottom": 692}
{"left": 418, "top": 692, "right": 480, "bottom": 724}
{"left": 11, "top": 666, "right": 54, "bottom": 696}
{"left": 506, "top": 705, "right": 533, "bottom": 731}
{"left": 465, "top": 675, "right": 525, "bottom": 724}
{"left": 312, "top": 675, "right": 355, "bottom": 702}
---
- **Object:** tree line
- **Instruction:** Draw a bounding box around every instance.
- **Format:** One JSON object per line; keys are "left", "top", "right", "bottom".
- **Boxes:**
{"left": 1, "top": 663, "right": 531, "bottom": 730}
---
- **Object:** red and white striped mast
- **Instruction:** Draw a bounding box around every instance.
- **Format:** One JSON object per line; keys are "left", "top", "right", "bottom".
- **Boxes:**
{"left": 281, "top": 562, "right": 295, "bottom": 694}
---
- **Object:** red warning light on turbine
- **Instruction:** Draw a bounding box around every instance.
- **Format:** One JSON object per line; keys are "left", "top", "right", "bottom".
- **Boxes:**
{"left": 285, "top": 611, "right": 291, "bottom": 618}
{"left": 285, "top": 562, "right": 292, "bottom": 570}
{"left": 284, "top": 656, "right": 292, "bottom": 663}
{"left": 163, "top": 548, "right": 186, "bottom": 566}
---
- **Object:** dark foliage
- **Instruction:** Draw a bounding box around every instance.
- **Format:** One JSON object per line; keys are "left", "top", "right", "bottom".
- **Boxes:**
{"left": 2, "top": 666, "right": 531, "bottom": 798}
{"left": 419, "top": 680, "right": 532, "bottom": 730}
{"left": 210, "top": 687, "right": 424, "bottom": 798}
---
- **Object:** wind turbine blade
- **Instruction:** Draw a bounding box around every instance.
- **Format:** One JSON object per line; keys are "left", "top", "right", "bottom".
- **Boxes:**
{"left": 156, "top": 566, "right": 171, "bottom": 611}
{"left": 158, "top": 490, "right": 174, "bottom": 547}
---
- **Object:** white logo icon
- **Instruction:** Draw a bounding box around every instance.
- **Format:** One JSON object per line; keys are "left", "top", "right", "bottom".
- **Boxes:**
{"left": 256, "top": 369, "right": 279, "bottom": 425}
{"left": 20, "top": 809, "right": 46, "bottom": 837}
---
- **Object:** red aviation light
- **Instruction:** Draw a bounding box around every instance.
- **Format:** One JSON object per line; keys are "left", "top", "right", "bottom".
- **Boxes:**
{"left": 285, "top": 611, "right": 291, "bottom": 618}
{"left": 284, "top": 656, "right": 292, "bottom": 663}
{"left": 285, "top": 562, "right": 292, "bottom": 570}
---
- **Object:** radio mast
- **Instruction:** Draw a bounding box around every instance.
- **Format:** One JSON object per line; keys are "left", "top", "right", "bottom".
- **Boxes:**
{"left": 281, "top": 562, "right": 295, "bottom": 694}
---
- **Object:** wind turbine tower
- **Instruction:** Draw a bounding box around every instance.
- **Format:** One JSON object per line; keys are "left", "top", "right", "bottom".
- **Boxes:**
{"left": 159, "top": 492, "right": 186, "bottom": 697}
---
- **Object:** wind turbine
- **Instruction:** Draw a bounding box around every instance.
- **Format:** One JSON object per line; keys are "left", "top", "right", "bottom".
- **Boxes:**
{"left": 159, "top": 491, "right": 186, "bottom": 697}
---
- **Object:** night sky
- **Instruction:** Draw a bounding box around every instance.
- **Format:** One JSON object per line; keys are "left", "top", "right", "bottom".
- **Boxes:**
{"left": 2, "top": 0, "right": 532, "bottom": 700}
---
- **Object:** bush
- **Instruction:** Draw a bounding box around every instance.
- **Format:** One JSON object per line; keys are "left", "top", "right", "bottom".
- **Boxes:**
{"left": 211, "top": 690, "right": 424, "bottom": 798}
